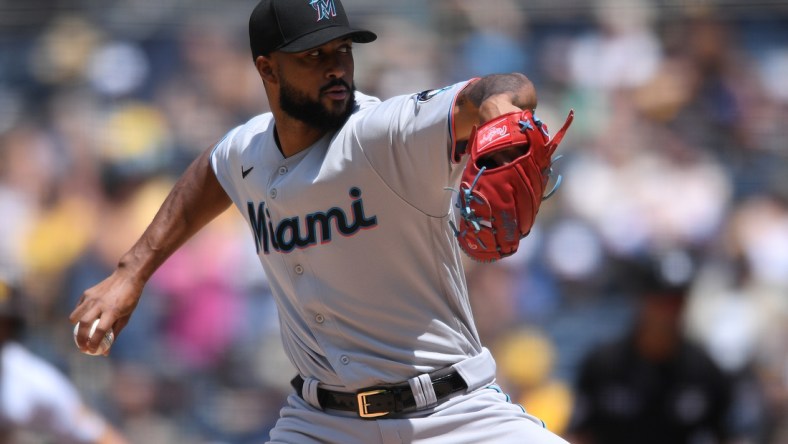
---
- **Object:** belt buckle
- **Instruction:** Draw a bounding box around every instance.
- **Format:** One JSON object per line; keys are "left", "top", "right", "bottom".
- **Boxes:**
{"left": 357, "top": 389, "right": 388, "bottom": 418}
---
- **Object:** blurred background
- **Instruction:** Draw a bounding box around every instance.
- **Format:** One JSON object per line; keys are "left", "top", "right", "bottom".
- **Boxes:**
{"left": 0, "top": 0, "right": 787, "bottom": 443}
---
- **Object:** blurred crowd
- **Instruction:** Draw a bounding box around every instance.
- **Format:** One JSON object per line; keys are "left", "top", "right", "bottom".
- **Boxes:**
{"left": 1, "top": 0, "right": 787, "bottom": 442}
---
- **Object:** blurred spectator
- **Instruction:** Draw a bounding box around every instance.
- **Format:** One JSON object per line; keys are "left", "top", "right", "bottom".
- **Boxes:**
{"left": 465, "top": 260, "right": 523, "bottom": 344}
{"left": 685, "top": 194, "right": 788, "bottom": 443}
{"left": 448, "top": 0, "right": 531, "bottom": 81}
{"left": 494, "top": 328, "right": 574, "bottom": 436}
{"left": 568, "top": 0, "right": 661, "bottom": 92}
{"left": 150, "top": 211, "right": 249, "bottom": 371}
{"left": 567, "top": 254, "right": 734, "bottom": 444}
{"left": 353, "top": 16, "right": 440, "bottom": 97}
{"left": 0, "top": 279, "right": 128, "bottom": 444}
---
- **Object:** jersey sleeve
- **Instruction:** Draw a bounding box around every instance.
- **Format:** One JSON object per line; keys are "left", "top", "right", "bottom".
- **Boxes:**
{"left": 352, "top": 80, "right": 475, "bottom": 216}
{"left": 210, "top": 124, "right": 243, "bottom": 198}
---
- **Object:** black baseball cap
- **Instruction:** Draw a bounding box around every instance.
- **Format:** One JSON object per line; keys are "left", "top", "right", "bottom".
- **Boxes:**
{"left": 249, "top": 0, "right": 377, "bottom": 60}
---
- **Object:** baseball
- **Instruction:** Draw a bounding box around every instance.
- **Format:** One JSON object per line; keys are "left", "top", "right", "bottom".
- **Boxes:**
{"left": 73, "top": 319, "right": 114, "bottom": 356}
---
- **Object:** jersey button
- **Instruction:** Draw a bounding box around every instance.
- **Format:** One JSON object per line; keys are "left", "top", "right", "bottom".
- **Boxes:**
{"left": 294, "top": 264, "right": 304, "bottom": 275}
{"left": 278, "top": 166, "right": 288, "bottom": 175}
{"left": 340, "top": 355, "right": 350, "bottom": 365}
{"left": 315, "top": 314, "right": 325, "bottom": 324}
{"left": 270, "top": 188, "right": 277, "bottom": 199}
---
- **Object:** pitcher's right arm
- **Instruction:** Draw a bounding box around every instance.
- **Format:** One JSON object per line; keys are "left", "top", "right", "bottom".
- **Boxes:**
{"left": 70, "top": 146, "right": 232, "bottom": 355}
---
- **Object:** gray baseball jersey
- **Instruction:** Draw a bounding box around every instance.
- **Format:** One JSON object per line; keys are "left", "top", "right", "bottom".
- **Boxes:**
{"left": 210, "top": 81, "right": 572, "bottom": 443}
{"left": 211, "top": 80, "right": 488, "bottom": 392}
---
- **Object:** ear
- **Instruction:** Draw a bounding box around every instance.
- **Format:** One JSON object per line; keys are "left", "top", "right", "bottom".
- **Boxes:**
{"left": 255, "top": 55, "right": 277, "bottom": 84}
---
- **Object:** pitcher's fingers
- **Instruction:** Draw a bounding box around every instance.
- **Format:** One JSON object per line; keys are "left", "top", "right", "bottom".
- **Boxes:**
{"left": 87, "top": 317, "right": 116, "bottom": 352}
{"left": 69, "top": 294, "right": 93, "bottom": 324}
{"left": 73, "top": 309, "right": 102, "bottom": 351}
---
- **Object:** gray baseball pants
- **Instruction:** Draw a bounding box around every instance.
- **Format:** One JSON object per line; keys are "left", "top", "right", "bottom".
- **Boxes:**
{"left": 267, "top": 384, "right": 570, "bottom": 444}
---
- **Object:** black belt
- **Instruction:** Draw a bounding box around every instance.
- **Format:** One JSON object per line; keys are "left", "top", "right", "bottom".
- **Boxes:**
{"left": 291, "top": 369, "right": 468, "bottom": 419}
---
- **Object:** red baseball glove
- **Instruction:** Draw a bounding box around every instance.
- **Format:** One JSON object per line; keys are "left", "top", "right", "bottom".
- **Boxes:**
{"left": 451, "top": 109, "right": 574, "bottom": 263}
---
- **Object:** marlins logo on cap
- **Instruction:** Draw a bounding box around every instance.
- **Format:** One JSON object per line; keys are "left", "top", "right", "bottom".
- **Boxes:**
{"left": 249, "top": 0, "right": 376, "bottom": 59}
{"left": 310, "top": 0, "right": 337, "bottom": 21}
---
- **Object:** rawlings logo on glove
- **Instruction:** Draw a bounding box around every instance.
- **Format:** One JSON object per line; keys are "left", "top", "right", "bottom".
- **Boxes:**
{"left": 450, "top": 109, "right": 574, "bottom": 263}
{"left": 477, "top": 123, "right": 510, "bottom": 147}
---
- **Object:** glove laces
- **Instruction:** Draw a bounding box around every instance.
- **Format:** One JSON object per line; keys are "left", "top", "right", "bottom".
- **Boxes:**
{"left": 446, "top": 166, "right": 492, "bottom": 249}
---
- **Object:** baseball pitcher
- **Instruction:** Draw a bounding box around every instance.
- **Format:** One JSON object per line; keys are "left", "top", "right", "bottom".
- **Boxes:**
{"left": 71, "top": 0, "right": 573, "bottom": 442}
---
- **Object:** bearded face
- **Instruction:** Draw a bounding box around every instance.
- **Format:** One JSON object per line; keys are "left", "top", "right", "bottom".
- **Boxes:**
{"left": 278, "top": 74, "right": 356, "bottom": 133}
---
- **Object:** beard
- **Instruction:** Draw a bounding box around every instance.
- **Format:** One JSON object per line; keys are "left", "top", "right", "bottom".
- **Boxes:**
{"left": 279, "top": 76, "right": 356, "bottom": 133}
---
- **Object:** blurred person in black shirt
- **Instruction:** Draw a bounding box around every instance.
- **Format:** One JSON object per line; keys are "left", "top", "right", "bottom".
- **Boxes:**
{"left": 567, "top": 255, "right": 733, "bottom": 444}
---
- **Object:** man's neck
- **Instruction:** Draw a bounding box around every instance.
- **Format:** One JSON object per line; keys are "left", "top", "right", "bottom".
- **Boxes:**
{"left": 272, "top": 114, "right": 328, "bottom": 158}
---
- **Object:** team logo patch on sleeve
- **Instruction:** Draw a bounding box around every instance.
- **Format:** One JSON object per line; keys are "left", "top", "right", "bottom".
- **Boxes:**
{"left": 416, "top": 85, "right": 452, "bottom": 102}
